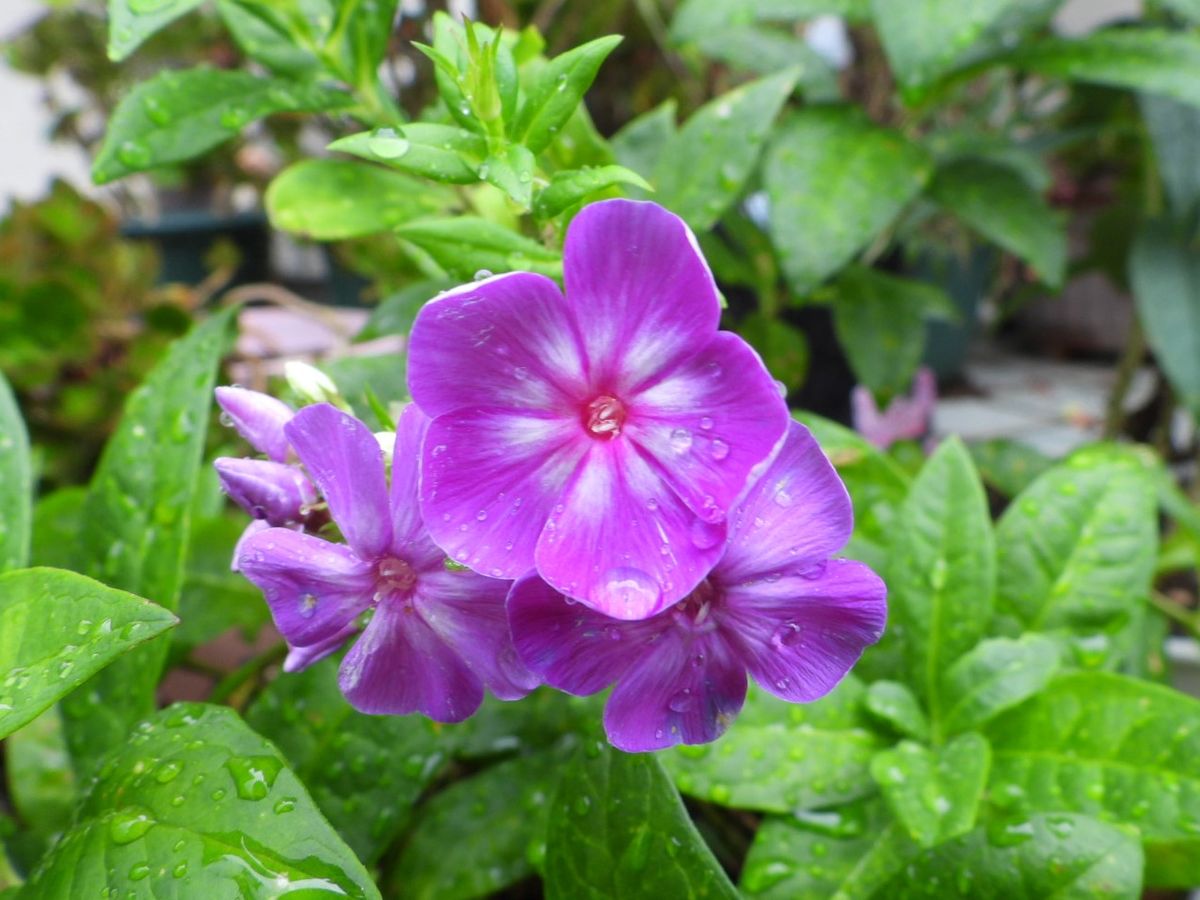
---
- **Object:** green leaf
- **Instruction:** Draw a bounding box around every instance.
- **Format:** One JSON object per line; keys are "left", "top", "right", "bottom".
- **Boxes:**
{"left": 4, "top": 708, "right": 75, "bottom": 873}
{"left": 928, "top": 160, "right": 1066, "bottom": 287}
{"left": 22, "top": 703, "right": 379, "bottom": 898}
{"left": 968, "top": 438, "right": 1052, "bottom": 499}
{"left": 654, "top": 69, "right": 797, "bottom": 232}
{"left": 0, "top": 568, "right": 177, "bottom": 740}
{"left": 107, "top": 0, "right": 205, "bottom": 61}
{"left": 395, "top": 217, "right": 562, "bottom": 280}
{"left": 995, "top": 445, "right": 1157, "bottom": 635}
{"left": 872, "top": 812, "right": 1143, "bottom": 898}
{"left": 544, "top": 742, "right": 738, "bottom": 900}
{"left": 29, "top": 488, "right": 85, "bottom": 571}
{"left": 245, "top": 658, "right": 449, "bottom": 863}
{"left": 215, "top": 0, "right": 324, "bottom": 76}
{"left": 832, "top": 267, "right": 951, "bottom": 396}
{"left": 1141, "top": 94, "right": 1200, "bottom": 220}
{"left": 887, "top": 438, "right": 995, "bottom": 726}
{"left": 534, "top": 165, "right": 652, "bottom": 220}
{"left": 870, "top": 733, "right": 990, "bottom": 848}
{"left": 611, "top": 100, "right": 677, "bottom": 183}
{"left": 737, "top": 676, "right": 870, "bottom": 731}
{"left": 986, "top": 672, "right": 1200, "bottom": 887}
{"left": 266, "top": 159, "right": 452, "bottom": 240}
{"left": 940, "top": 635, "right": 1061, "bottom": 736}
{"left": 331, "top": 125, "right": 486, "bottom": 184}
{"left": 390, "top": 749, "right": 564, "bottom": 898}
{"left": 664, "top": 720, "right": 881, "bottom": 813}
{"left": 870, "top": 0, "right": 1018, "bottom": 91}
{"left": 516, "top": 35, "right": 623, "bottom": 154}
{"left": 1161, "top": 0, "right": 1200, "bottom": 22}
{"left": 480, "top": 143, "right": 537, "bottom": 208}
{"left": 60, "top": 309, "right": 235, "bottom": 776}
{"left": 1132, "top": 219, "right": 1200, "bottom": 416}
{"left": 671, "top": 0, "right": 870, "bottom": 42}
{"left": 864, "top": 681, "right": 929, "bottom": 741}
{"left": 0, "top": 372, "right": 30, "bottom": 573}
{"left": 1008, "top": 30, "right": 1200, "bottom": 110}
{"left": 329, "top": 0, "right": 400, "bottom": 89}
{"left": 356, "top": 278, "right": 457, "bottom": 342}
{"left": 685, "top": 27, "right": 839, "bottom": 99}
{"left": 736, "top": 314, "right": 809, "bottom": 392}
{"left": 766, "top": 108, "right": 931, "bottom": 295}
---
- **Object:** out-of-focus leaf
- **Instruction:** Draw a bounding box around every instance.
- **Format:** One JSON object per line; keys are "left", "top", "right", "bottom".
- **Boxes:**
{"left": 319, "top": 352, "right": 409, "bottom": 415}
{"left": 395, "top": 218, "right": 562, "bottom": 280}
{"left": 737, "top": 314, "right": 809, "bottom": 392}
{"left": 544, "top": 741, "right": 738, "bottom": 900}
{"left": 4, "top": 708, "right": 75, "bottom": 872}
{"left": 21, "top": 703, "right": 379, "bottom": 898}
{"left": 266, "top": 160, "right": 452, "bottom": 240}
{"left": 0, "top": 372, "right": 30, "bottom": 572}
{"left": 864, "top": 680, "right": 928, "bottom": 741}
{"left": 93, "top": 68, "right": 351, "bottom": 183}
{"left": 928, "top": 159, "right": 1066, "bottom": 287}
{"left": 766, "top": 108, "right": 931, "bottom": 295}
{"left": 330, "top": 125, "right": 487, "bottom": 184}
{"left": 215, "top": 0, "right": 325, "bottom": 76}
{"left": 1141, "top": 94, "right": 1200, "bottom": 220}
{"left": 611, "top": 100, "right": 677, "bottom": 184}
{"left": 654, "top": 69, "right": 798, "bottom": 232}
{"left": 107, "top": 0, "right": 206, "bottom": 61}
{"left": 0, "top": 568, "right": 176, "bottom": 740}
{"left": 968, "top": 438, "right": 1052, "bottom": 498}
{"left": 356, "top": 279, "right": 456, "bottom": 342}
{"left": 671, "top": 0, "right": 870, "bottom": 42}
{"left": 29, "top": 488, "right": 84, "bottom": 571}
{"left": 687, "top": 27, "right": 839, "bottom": 100}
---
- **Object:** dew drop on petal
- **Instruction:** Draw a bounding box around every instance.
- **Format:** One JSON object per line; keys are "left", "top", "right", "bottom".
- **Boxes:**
{"left": 594, "top": 567, "right": 660, "bottom": 618}
{"left": 668, "top": 689, "right": 694, "bottom": 712}
{"left": 772, "top": 622, "right": 804, "bottom": 648}
{"left": 710, "top": 438, "right": 730, "bottom": 461}
{"left": 298, "top": 593, "right": 318, "bottom": 618}
{"left": 690, "top": 518, "right": 723, "bottom": 549}
{"left": 669, "top": 428, "right": 692, "bottom": 454}
{"left": 699, "top": 416, "right": 714, "bottom": 431}
{"left": 773, "top": 485, "right": 794, "bottom": 507}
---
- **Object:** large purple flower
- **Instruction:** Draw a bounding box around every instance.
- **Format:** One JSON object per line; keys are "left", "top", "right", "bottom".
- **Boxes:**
{"left": 408, "top": 199, "right": 789, "bottom": 620}
{"left": 507, "top": 421, "right": 887, "bottom": 752}
{"left": 237, "top": 402, "right": 538, "bottom": 721}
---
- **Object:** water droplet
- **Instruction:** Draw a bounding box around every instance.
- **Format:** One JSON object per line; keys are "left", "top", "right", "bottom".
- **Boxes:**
{"left": 116, "top": 141, "right": 151, "bottom": 168}
{"left": 173, "top": 862, "right": 188, "bottom": 879}
{"left": 710, "top": 438, "right": 730, "bottom": 460}
{"left": 155, "top": 760, "right": 182, "bottom": 784}
{"left": 668, "top": 689, "right": 694, "bottom": 712}
{"left": 368, "top": 127, "right": 409, "bottom": 158}
{"left": 474, "top": 268, "right": 494, "bottom": 280}
{"left": 669, "top": 428, "right": 693, "bottom": 454}
{"left": 225, "top": 755, "right": 282, "bottom": 801}
{"left": 699, "top": 416, "right": 714, "bottom": 430}
{"left": 594, "top": 567, "right": 660, "bottom": 617}
{"left": 690, "top": 518, "right": 723, "bottom": 549}
{"left": 772, "top": 622, "right": 804, "bottom": 647}
{"left": 709, "top": 784, "right": 732, "bottom": 804}
{"left": 109, "top": 808, "right": 154, "bottom": 845}
{"left": 274, "top": 797, "right": 297, "bottom": 814}
{"left": 573, "top": 796, "right": 592, "bottom": 816}
{"left": 127, "top": 862, "right": 150, "bottom": 882}
{"left": 298, "top": 593, "right": 318, "bottom": 618}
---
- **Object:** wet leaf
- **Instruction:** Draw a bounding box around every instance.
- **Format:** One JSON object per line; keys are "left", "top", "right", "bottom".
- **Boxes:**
{"left": 534, "top": 165, "right": 652, "bottom": 220}
{"left": 0, "top": 372, "right": 30, "bottom": 573}
{"left": 331, "top": 125, "right": 487, "bottom": 184}
{"left": 611, "top": 100, "right": 677, "bottom": 185}
{"left": 940, "top": 635, "right": 1061, "bottom": 735}
{"left": 394, "top": 217, "right": 562, "bottom": 280}
{"left": 864, "top": 681, "right": 929, "bottom": 741}
{"left": 107, "top": 0, "right": 206, "bottom": 61}
{"left": 4, "top": 708, "right": 75, "bottom": 872}
{"left": 516, "top": 35, "right": 623, "bottom": 154}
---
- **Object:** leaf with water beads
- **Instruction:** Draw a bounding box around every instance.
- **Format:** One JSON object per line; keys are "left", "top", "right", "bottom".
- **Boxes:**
{"left": 0, "top": 370, "right": 30, "bottom": 573}
{"left": 330, "top": 125, "right": 487, "bottom": 184}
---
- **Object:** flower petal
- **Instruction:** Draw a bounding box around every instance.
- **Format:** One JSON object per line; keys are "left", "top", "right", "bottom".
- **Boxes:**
{"left": 213, "top": 457, "right": 316, "bottom": 526}
{"left": 420, "top": 407, "right": 586, "bottom": 579}
{"left": 237, "top": 528, "right": 375, "bottom": 648}
{"left": 534, "top": 440, "right": 725, "bottom": 619}
{"left": 389, "top": 404, "right": 444, "bottom": 569}
{"left": 720, "top": 558, "right": 887, "bottom": 703}
{"left": 563, "top": 199, "right": 721, "bottom": 392}
{"left": 283, "top": 624, "right": 357, "bottom": 673}
{"left": 231, "top": 519, "right": 271, "bottom": 572}
{"left": 628, "top": 331, "right": 789, "bottom": 524}
{"left": 417, "top": 568, "right": 539, "bottom": 700}
{"left": 506, "top": 574, "right": 659, "bottom": 695}
{"left": 603, "top": 628, "right": 747, "bottom": 753}
{"left": 338, "top": 600, "right": 482, "bottom": 722}
{"left": 215, "top": 386, "right": 293, "bottom": 462}
{"left": 285, "top": 403, "right": 393, "bottom": 560}
{"left": 719, "top": 420, "right": 854, "bottom": 583}
{"left": 407, "top": 272, "right": 588, "bottom": 418}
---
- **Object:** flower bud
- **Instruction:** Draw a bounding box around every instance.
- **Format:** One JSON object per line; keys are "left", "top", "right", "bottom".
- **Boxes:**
{"left": 215, "top": 386, "right": 293, "bottom": 462}
{"left": 214, "top": 457, "right": 316, "bottom": 526}
{"left": 284, "top": 361, "right": 342, "bottom": 407}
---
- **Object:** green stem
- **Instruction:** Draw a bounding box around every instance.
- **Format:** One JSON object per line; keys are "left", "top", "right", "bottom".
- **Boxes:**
{"left": 1102, "top": 317, "right": 1147, "bottom": 440}
{"left": 1149, "top": 591, "right": 1200, "bottom": 643}
{"left": 209, "top": 643, "right": 288, "bottom": 707}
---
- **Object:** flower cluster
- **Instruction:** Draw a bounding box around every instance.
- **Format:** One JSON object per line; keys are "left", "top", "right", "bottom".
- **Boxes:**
{"left": 219, "top": 200, "right": 887, "bottom": 750}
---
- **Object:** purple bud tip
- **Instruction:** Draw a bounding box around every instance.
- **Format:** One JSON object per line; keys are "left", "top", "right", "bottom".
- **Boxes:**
{"left": 215, "top": 386, "right": 294, "bottom": 462}
{"left": 214, "top": 457, "right": 316, "bottom": 526}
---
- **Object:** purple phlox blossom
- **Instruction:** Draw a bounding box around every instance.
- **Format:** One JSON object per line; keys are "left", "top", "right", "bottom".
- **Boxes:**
{"left": 506, "top": 420, "right": 887, "bottom": 752}
{"left": 407, "top": 199, "right": 789, "bottom": 621}
{"left": 237, "top": 402, "right": 538, "bottom": 721}
{"left": 851, "top": 367, "right": 937, "bottom": 450}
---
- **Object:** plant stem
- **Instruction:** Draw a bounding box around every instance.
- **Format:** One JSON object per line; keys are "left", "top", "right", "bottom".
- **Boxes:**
{"left": 209, "top": 643, "right": 288, "bottom": 708}
{"left": 1149, "top": 591, "right": 1200, "bottom": 643}
{"left": 1103, "top": 317, "right": 1147, "bottom": 440}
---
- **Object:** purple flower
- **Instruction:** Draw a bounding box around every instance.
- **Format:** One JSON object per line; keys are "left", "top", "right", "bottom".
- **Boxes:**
{"left": 237, "top": 402, "right": 538, "bottom": 721}
{"left": 408, "top": 199, "right": 789, "bottom": 620}
{"left": 506, "top": 421, "right": 887, "bottom": 752}
{"left": 216, "top": 386, "right": 295, "bottom": 463}
{"left": 212, "top": 458, "right": 317, "bottom": 526}
{"left": 851, "top": 367, "right": 937, "bottom": 450}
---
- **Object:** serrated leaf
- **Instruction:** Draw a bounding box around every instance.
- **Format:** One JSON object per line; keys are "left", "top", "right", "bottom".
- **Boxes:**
{"left": 870, "top": 733, "right": 990, "bottom": 848}
{"left": 534, "top": 165, "right": 652, "bottom": 219}
{"left": 394, "top": 217, "right": 562, "bottom": 280}
{"left": 331, "top": 125, "right": 486, "bottom": 184}
{"left": 21, "top": 703, "right": 379, "bottom": 898}
{"left": 888, "top": 438, "right": 995, "bottom": 726}
{"left": 245, "top": 658, "right": 448, "bottom": 863}
{"left": 544, "top": 742, "right": 738, "bottom": 900}
{"left": 928, "top": 159, "right": 1066, "bottom": 287}
{"left": 832, "top": 266, "right": 951, "bottom": 396}
{"left": 93, "top": 67, "right": 351, "bottom": 183}
{"left": 266, "top": 159, "right": 452, "bottom": 240}
{"left": 107, "top": 0, "right": 205, "bottom": 61}
{"left": 611, "top": 100, "right": 677, "bottom": 184}
{"left": 871, "top": 0, "right": 1018, "bottom": 91}
{"left": 995, "top": 445, "right": 1157, "bottom": 637}
{"left": 516, "top": 35, "right": 622, "bottom": 154}
{"left": 987, "top": 672, "right": 1200, "bottom": 887}
{"left": 390, "top": 749, "right": 564, "bottom": 898}
{"left": 940, "top": 634, "right": 1061, "bottom": 736}
{"left": 864, "top": 681, "right": 929, "bottom": 741}
{"left": 1131, "top": 219, "right": 1200, "bottom": 417}
{"left": 872, "top": 813, "right": 1142, "bottom": 898}
{"left": 654, "top": 69, "right": 797, "bottom": 231}
{"left": 60, "top": 309, "right": 235, "bottom": 777}
{"left": 0, "top": 568, "right": 177, "bottom": 740}
{"left": 0, "top": 372, "right": 30, "bottom": 573}
{"left": 766, "top": 107, "right": 931, "bottom": 295}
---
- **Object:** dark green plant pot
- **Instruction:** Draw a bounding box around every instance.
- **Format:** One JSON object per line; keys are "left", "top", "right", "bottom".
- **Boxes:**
{"left": 911, "top": 245, "right": 996, "bottom": 381}
{"left": 121, "top": 209, "right": 270, "bottom": 288}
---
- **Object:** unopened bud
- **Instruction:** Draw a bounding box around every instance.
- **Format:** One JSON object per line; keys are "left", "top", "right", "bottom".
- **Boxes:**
{"left": 285, "top": 361, "right": 342, "bottom": 407}
{"left": 215, "top": 386, "right": 294, "bottom": 462}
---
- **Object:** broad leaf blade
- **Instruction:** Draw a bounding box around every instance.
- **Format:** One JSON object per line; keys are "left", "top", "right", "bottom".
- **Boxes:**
{"left": 93, "top": 68, "right": 351, "bottom": 183}
{"left": 928, "top": 159, "right": 1066, "bottom": 287}
{"left": 864, "top": 681, "right": 929, "bottom": 741}
{"left": 1140, "top": 94, "right": 1200, "bottom": 220}
{"left": 612, "top": 100, "right": 677, "bottom": 184}
{"left": 534, "top": 165, "right": 652, "bottom": 220}
{"left": 0, "top": 372, "right": 30, "bottom": 573}
{"left": 766, "top": 108, "right": 931, "bottom": 295}
{"left": 107, "top": 0, "right": 205, "bottom": 61}
{"left": 544, "top": 742, "right": 738, "bottom": 900}
{"left": 330, "top": 125, "right": 486, "bottom": 184}
{"left": 21, "top": 703, "right": 379, "bottom": 898}
{"left": 394, "top": 217, "right": 562, "bottom": 280}
{"left": 940, "top": 634, "right": 1061, "bottom": 735}
{"left": 653, "top": 69, "right": 797, "bottom": 231}
{"left": 61, "top": 309, "right": 235, "bottom": 776}
{"left": 516, "top": 35, "right": 623, "bottom": 154}
{"left": 0, "top": 568, "right": 176, "bottom": 740}
{"left": 986, "top": 672, "right": 1200, "bottom": 888}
